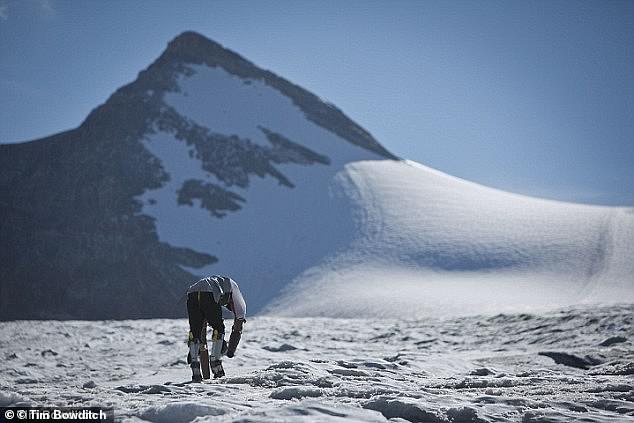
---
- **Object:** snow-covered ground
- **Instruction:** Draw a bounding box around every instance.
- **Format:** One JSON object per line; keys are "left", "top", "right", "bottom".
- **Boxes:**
{"left": 1, "top": 304, "right": 632, "bottom": 422}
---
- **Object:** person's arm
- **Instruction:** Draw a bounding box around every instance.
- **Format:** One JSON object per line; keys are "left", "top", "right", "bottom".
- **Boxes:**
{"left": 226, "top": 280, "right": 246, "bottom": 357}
{"left": 229, "top": 280, "right": 246, "bottom": 320}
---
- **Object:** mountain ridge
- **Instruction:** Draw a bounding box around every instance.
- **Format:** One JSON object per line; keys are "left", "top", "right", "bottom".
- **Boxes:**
{"left": 81, "top": 31, "right": 396, "bottom": 160}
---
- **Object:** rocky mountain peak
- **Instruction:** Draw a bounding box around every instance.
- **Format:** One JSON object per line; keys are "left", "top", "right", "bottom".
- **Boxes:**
{"left": 167, "top": 30, "right": 220, "bottom": 52}
{"left": 79, "top": 31, "right": 396, "bottom": 160}
{"left": 148, "top": 31, "right": 398, "bottom": 160}
{"left": 158, "top": 31, "right": 254, "bottom": 71}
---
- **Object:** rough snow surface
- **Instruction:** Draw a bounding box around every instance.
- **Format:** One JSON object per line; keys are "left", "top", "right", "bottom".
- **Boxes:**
{"left": 1, "top": 305, "right": 633, "bottom": 422}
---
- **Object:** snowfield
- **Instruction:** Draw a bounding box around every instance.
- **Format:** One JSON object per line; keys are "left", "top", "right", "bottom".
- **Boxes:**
{"left": 1, "top": 305, "right": 632, "bottom": 422}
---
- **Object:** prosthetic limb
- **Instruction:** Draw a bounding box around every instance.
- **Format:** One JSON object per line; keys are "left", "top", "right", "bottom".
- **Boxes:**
{"left": 209, "top": 328, "right": 225, "bottom": 378}
{"left": 189, "top": 338, "right": 202, "bottom": 382}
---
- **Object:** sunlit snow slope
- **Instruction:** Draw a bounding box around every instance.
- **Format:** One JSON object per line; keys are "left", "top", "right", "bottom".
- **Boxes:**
{"left": 136, "top": 48, "right": 633, "bottom": 318}
{"left": 266, "top": 160, "right": 634, "bottom": 317}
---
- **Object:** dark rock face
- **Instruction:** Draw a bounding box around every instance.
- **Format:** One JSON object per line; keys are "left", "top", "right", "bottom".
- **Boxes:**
{"left": 0, "top": 125, "right": 216, "bottom": 319}
{"left": 177, "top": 179, "right": 245, "bottom": 218}
{"left": 0, "top": 31, "right": 394, "bottom": 320}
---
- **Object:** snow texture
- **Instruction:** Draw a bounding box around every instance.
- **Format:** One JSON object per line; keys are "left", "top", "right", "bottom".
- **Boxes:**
{"left": 1, "top": 305, "right": 632, "bottom": 422}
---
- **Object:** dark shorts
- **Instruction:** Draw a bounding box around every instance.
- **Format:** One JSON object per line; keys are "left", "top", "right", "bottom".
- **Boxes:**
{"left": 187, "top": 291, "right": 224, "bottom": 342}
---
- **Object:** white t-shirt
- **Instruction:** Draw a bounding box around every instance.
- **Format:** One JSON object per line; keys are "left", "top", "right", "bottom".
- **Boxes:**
{"left": 187, "top": 276, "right": 246, "bottom": 320}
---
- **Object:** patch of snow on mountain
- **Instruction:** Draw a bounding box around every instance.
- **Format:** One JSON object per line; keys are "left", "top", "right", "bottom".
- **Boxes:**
{"left": 583, "top": 208, "right": 634, "bottom": 302}
{"left": 137, "top": 134, "right": 364, "bottom": 310}
{"left": 164, "top": 64, "right": 374, "bottom": 162}
{"left": 268, "top": 160, "right": 634, "bottom": 317}
{"left": 137, "top": 64, "right": 383, "bottom": 310}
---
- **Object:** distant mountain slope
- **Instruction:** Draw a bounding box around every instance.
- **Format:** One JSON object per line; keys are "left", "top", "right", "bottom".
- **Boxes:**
{"left": 265, "top": 160, "right": 634, "bottom": 317}
{"left": 0, "top": 32, "right": 392, "bottom": 319}
{"left": 1, "top": 32, "right": 631, "bottom": 320}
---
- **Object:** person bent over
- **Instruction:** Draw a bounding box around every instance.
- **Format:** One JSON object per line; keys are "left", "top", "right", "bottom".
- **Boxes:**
{"left": 186, "top": 275, "right": 246, "bottom": 381}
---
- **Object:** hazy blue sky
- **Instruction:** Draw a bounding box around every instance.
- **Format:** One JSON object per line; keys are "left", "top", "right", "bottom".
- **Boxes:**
{"left": 1, "top": 0, "right": 632, "bottom": 205}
